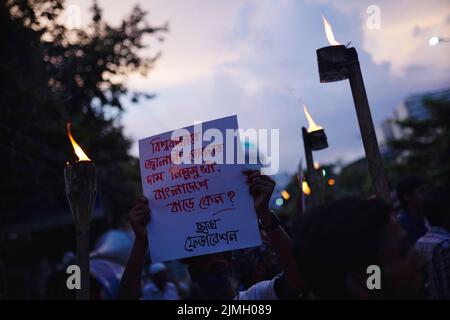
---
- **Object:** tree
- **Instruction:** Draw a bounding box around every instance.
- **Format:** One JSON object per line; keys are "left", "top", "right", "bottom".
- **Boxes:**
{"left": 0, "top": 0, "right": 168, "bottom": 228}
{"left": 388, "top": 94, "right": 450, "bottom": 186}
{"left": 277, "top": 164, "right": 339, "bottom": 221}
{"left": 337, "top": 158, "right": 373, "bottom": 197}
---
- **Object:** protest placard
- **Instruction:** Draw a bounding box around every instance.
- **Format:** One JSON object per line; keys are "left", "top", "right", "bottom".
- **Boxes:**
{"left": 138, "top": 115, "right": 262, "bottom": 262}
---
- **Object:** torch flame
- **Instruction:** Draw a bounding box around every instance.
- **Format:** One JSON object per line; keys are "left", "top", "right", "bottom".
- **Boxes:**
{"left": 303, "top": 105, "right": 323, "bottom": 133}
{"left": 322, "top": 15, "right": 340, "bottom": 46}
{"left": 67, "top": 123, "right": 91, "bottom": 161}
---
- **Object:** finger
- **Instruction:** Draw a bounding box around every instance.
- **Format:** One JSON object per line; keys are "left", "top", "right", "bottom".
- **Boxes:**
{"left": 132, "top": 201, "right": 146, "bottom": 211}
{"left": 247, "top": 171, "right": 261, "bottom": 179}
{"left": 130, "top": 206, "right": 144, "bottom": 217}
{"left": 141, "top": 216, "right": 150, "bottom": 227}
{"left": 250, "top": 184, "right": 270, "bottom": 194}
{"left": 130, "top": 215, "right": 147, "bottom": 224}
{"left": 131, "top": 209, "right": 150, "bottom": 218}
{"left": 243, "top": 169, "right": 260, "bottom": 176}
{"left": 131, "top": 214, "right": 150, "bottom": 227}
{"left": 252, "top": 176, "right": 274, "bottom": 184}
{"left": 249, "top": 187, "right": 259, "bottom": 197}
{"left": 130, "top": 206, "right": 150, "bottom": 219}
{"left": 250, "top": 177, "right": 275, "bottom": 188}
{"left": 250, "top": 184, "right": 273, "bottom": 194}
{"left": 132, "top": 207, "right": 150, "bottom": 219}
{"left": 140, "top": 196, "right": 149, "bottom": 204}
{"left": 136, "top": 200, "right": 148, "bottom": 209}
{"left": 136, "top": 200, "right": 150, "bottom": 210}
{"left": 249, "top": 183, "right": 258, "bottom": 193}
{"left": 257, "top": 175, "right": 275, "bottom": 185}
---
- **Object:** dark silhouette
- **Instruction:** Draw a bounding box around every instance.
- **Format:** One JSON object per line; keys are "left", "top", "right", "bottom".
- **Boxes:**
{"left": 291, "top": 197, "right": 427, "bottom": 299}
{"left": 0, "top": 0, "right": 167, "bottom": 299}
{"left": 395, "top": 176, "right": 428, "bottom": 244}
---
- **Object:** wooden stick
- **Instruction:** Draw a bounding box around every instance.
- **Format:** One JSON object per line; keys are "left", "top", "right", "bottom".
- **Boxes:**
{"left": 348, "top": 61, "right": 391, "bottom": 204}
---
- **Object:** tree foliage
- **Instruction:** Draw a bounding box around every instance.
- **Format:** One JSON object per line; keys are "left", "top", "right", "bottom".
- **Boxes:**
{"left": 0, "top": 0, "right": 167, "bottom": 227}
{"left": 388, "top": 95, "right": 450, "bottom": 186}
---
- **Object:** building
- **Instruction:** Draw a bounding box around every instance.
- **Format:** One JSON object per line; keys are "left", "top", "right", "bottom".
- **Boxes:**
{"left": 377, "top": 87, "right": 450, "bottom": 152}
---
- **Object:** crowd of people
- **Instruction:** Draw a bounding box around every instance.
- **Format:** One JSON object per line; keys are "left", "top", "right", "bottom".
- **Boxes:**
{"left": 116, "top": 170, "right": 450, "bottom": 300}
{"left": 44, "top": 171, "right": 449, "bottom": 300}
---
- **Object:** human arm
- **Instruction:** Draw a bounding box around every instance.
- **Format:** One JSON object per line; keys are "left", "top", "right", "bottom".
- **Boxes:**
{"left": 118, "top": 197, "right": 150, "bottom": 300}
{"left": 245, "top": 170, "right": 304, "bottom": 293}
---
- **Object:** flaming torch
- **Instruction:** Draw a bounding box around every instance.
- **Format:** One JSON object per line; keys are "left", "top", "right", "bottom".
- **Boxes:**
{"left": 316, "top": 15, "right": 391, "bottom": 203}
{"left": 64, "top": 123, "right": 96, "bottom": 300}
{"left": 302, "top": 104, "right": 328, "bottom": 207}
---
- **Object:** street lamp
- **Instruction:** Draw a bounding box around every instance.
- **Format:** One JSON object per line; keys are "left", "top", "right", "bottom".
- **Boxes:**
{"left": 429, "top": 36, "right": 450, "bottom": 46}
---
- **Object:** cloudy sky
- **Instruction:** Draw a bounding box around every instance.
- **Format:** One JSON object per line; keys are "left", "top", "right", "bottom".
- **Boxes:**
{"left": 67, "top": 0, "right": 450, "bottom": 174}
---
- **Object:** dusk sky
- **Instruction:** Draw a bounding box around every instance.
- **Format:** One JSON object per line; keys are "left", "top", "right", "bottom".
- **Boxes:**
{"left": 67, "top": 0, "right": 450, "bottom": 174}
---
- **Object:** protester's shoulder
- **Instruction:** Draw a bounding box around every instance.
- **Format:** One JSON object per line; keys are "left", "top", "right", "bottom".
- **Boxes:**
{"left": 433, "top": 236, "right": 450, "bottom": 256}
{"left": 142, "top": 282, "right": 158, "bottom": 300}
{"left": 416, "top": 232, "right": 432, "bottom": 245}
{"left": 236, "top": 278, "right": 277, "bottom": 300}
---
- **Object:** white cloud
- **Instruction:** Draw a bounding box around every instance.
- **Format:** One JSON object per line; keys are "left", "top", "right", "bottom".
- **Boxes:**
{"left": 314, "top": 0, "right": 450, "bottom": 76}
{"left": 67, "top": 0, "right": 450, "bottom": 173}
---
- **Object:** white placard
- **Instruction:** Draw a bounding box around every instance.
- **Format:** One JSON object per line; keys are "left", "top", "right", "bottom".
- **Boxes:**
{"left": 138, "top": 115, "right": 262, "bottom": 262}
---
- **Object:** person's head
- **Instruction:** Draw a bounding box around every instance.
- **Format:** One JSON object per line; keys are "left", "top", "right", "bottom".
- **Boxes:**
{"left": 234, "top": 243, "right": 279, "bottom": 288}
{"left": 422, "top": 186, "right": 450, "bottom": 230}
{"left": 183, "top": 251, "right": 236, "bottom": 299}
{"left": 292, "top": 197, "right": 427, "bottom": 299}
{"left": 396, "top": 176, "right": 426, "bottom": 212}
{"left": 149, "top": 263, "right": 169, "bottom": 290}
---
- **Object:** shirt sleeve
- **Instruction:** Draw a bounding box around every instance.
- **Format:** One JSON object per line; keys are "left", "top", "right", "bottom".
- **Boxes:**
{"left": 235, "top": 277, "right": 278, "bottom": 300}
{"left": 431, "top": 241, "right": 450, "bottom": 299}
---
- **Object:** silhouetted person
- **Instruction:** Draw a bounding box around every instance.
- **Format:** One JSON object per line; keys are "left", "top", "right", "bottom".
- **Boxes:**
{"left": 234, "top": 243, "right": 280, "bottom": 291}
{"left": 292, "top": 197, "right": 427, "bottom": 299}
{"left": 415, "top": 186, "right": 450, "bottom": 299}
{"left": 396, "top": 176, "right": 428, "bottom": 244}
